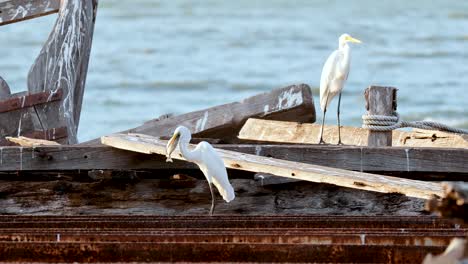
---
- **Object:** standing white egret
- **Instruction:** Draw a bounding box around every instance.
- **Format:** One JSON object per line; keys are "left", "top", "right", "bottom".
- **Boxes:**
{"left": 165, "top": 126, "right": 235, "bottom": 215}
{"left": 318, "top": 33, "right": 362, "bottom": 145}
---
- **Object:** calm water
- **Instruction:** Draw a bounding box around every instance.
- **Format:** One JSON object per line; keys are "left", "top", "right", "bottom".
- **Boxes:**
{"left": 0, "top": 1, "right": 467, "bottom": 141}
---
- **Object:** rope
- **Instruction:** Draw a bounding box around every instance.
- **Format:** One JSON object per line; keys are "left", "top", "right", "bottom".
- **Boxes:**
{"left": 362, "top": 112, "right": 468, "bottom": 134}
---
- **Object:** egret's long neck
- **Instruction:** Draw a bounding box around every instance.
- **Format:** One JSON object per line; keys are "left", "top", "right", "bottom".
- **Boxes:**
{"left": 340, "top": 43, "right": 351, "bottom": 67}
{"left": 178, "top": 137, "right": 197, "bottom": 162}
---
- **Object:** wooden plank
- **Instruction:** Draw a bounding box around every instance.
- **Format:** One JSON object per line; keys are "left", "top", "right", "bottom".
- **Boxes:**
{"left": 0, "top": 177, "right": 429, "bottom": 216}
{"left": 28, "top": 0, "right": 98, "bottom": 144}
{"left": 0, "top": 88, "right": 62, "bottom": 113}
{"left": 83, "top": 84, "right": 316, "bottom": 144}
{"left": 5, "top": 136, "right": 61, "bottom": 147}
{"left": 101, "top": 134, "right": 444, "bottom": 199}
{"left": 0, "top": 144, "right": 466, "bottom": 174}
{"left": 0, "top": 0, "right": 60, "bottom": 26}
{"left": 238, "top": 118, "right": 468, "bottom": 148}
{"left": 365, "top": 86, "right": 398, "bottom": 147}
{"left": 0, "top": 127, "right": 67, "bottom": 145}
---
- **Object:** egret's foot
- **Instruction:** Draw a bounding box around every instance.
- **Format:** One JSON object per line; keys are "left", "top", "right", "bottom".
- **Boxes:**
{"left": 318, "top": 138, "right": 326, "bottom": 145}
{"left": 337, "top": 141, "right": 344, "bottom": 146}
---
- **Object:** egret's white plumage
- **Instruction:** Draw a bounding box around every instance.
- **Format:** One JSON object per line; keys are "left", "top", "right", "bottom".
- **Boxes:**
{"left": 166, "top": 126, "right": 235, "bottom": 215}
{"left": 318, "top": 33, "right": 361, "bottom": 144}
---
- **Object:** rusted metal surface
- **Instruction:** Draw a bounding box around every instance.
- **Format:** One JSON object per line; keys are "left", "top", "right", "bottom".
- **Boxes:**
{"left": 0, "top": 89, "right": 63, "bottom": 114}
{"left": 0, "top": 215, "right": 465, "bottom": 263}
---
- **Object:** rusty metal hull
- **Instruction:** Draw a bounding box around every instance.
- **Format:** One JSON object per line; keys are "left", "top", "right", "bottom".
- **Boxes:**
{"left": 0, "top": 215, "right": 465, "bottom": 263}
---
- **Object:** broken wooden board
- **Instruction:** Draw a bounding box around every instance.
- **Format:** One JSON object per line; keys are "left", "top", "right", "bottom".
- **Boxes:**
{"left": 0, "top": 0, "right": 60, "bottom": 26}
{"left": 101, "top": 134, "right": 444, "bottom": 200}
{"left": 6, "top": 136, "right": 61, "bottom": 147}
{"left": 0, "top": 144, "right": 466, "bottom": 175}
{"left": 238, "top": 118, "right": 468, "bottom": 148}
{"left": 84, "top": 84, "right": 316, "bottom": 144}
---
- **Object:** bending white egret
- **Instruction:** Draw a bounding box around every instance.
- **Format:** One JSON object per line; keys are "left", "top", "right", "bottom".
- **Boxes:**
{"left": 318, "top": 33, "right": 361, "bottom": 145}
{"left": 165, "top": 126, "right": 235, "bottom": 215}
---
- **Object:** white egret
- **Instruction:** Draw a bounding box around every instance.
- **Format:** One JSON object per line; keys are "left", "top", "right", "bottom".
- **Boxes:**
{"left": 318, "top": 33, "right": 362, "bottom": 145}
{"left": 165, "top": 126, "right": 235, "bottom": 215}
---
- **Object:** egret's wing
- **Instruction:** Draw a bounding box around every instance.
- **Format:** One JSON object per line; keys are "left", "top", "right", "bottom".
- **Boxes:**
{"left": 319, "top": 50, "right": 342, "bottom": 111}
{"left": 196, "top": 142, "right": 235, "bottom": 202}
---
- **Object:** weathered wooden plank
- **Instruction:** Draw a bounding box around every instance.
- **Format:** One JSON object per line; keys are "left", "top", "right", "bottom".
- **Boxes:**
{"left": 101, "top": 134, "right": 444, "bottom": 199}
{"left": 365, "top": 86, "right": 397, "bottom": 147}
{"left": 28, "top": 0, "right": 98, "bottom": 144}
{"left": 238, "top": 118, "right": 468, "bottom": 148}
{"left": 83, "top": 84, "right": 316, "bottom": 144}
{"left": 0, "top": 177, "right": 427, "bottom": 216}
{"left": 6, "top": 136, "right": 61, "bottom": 147}
{"left": 0, "top": 0, "right": 60, "bottom": 26}
{"left": 0, "top": 144, "right": 466, "bottom": 174}
{"left": 0, "top": 88, "right": 62, "bottom": 113}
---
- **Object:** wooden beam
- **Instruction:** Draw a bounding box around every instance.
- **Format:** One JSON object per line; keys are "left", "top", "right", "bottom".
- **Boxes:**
{"left": 238, "top": 118, "right": 468, "bottom": 148}
{"left": 365, "top": 86, "right": 397, "bottom": 147}
{"left": 101, "top": 134, "right": 444, "bottom": 199}
{"left": 0, "top": 0, "right": 60, "bottom": 26}
{"left": 0, "top": 89, "right": 62, "bottom": 113}
{"left": 0, "top": 144, "right": 466, "bottom": 174}
{"left": 83, "top": 84, "right": 316, "bottom": 144}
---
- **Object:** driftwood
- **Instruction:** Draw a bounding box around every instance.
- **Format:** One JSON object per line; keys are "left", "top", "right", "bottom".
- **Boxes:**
{"left": 238, "top": 118, "right": 468, "bottom": 148}
{"left": 101, "top": 134, "right": 444, "bottom": 199}
{"left": 0, "top": 0, "right": 98, "bottom": 145}
{"left": 84, "top": 84, "right": 316, "bottom": 144}
{"left": 0, "top": 0, "right": 60, "bottom": 26}
{"left": 0, "top": 144, "right": 466, "bottom": 175}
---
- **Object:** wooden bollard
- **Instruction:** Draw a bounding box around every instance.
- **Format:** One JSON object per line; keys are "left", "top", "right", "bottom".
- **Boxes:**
{"left": 365, "top": 86, "right": 397, "bottom": 147}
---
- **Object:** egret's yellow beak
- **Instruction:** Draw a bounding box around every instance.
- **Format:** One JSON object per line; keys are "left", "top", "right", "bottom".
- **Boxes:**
{"left": 346, "top": 36, "right": 362, "bottom": 44}
{"left": 165, "top": 132, "right": 180, "bottom": 162}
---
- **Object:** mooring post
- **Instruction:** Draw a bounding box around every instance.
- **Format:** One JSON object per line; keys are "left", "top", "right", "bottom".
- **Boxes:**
{"left": 365, "top": 86, "right": 397, "bottom": 147}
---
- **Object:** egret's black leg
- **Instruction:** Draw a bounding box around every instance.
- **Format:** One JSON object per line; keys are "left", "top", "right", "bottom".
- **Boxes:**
{"left": 337, "top": 92, "right": 343, "bottom": 145}
{"left": 318, "top": 108, "right": 327, "bottom": 144}
{"left": 208, "top": 182, "right": 216, "bottom": 216}
{"left": 319, "top": 92, "right": 330, "bottom": 144}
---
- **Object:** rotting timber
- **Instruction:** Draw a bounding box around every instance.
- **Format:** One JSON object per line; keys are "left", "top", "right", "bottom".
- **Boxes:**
{"left": 1, "top": 1, "right": 468, "bottom": 263}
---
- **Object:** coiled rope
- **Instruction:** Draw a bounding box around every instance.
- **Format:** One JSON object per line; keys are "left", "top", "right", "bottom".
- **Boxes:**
{"left": 362, "top": 112, "right": 468, "bottom": 134}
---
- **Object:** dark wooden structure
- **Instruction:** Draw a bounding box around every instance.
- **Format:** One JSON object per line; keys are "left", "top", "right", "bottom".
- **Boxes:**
{"left": 0, "top": 0, "right": 98, "bottom": 145}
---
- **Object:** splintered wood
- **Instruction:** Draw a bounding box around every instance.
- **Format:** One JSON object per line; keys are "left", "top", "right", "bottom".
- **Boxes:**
{"left": 101, "top": 134, "right": 444, "bottom": 199}
{"left": 5, "top": 136, "right": 61, "bottom": 147}
{"left": 238, "top": 118, "right": 468, "bottom": 148}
